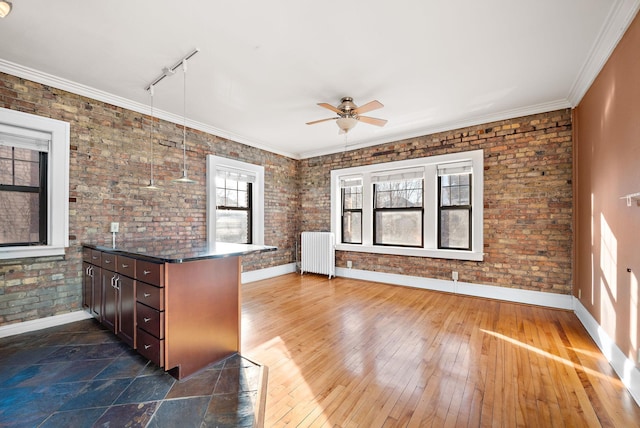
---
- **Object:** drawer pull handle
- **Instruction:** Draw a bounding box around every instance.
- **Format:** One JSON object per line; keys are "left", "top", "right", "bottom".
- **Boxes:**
{"left": 104, "top": 259, "right": 111, "bottom": 264}
{"left": 143, "top": 317, "right": 151, "bottom": 323}
{"left": 121, "top": 264, "right": 129, "bottom": 268}
{"left": 143, "top": 270, "right": 151, "bottom": 275}
{"left": 144, "top": 344, "right": 151, "bottom": 350}
{"left": 92, "top": 256, "right": 98, "bottom": 260}
{"left": 143, "top": 293, "right": 151, "bottom": 298}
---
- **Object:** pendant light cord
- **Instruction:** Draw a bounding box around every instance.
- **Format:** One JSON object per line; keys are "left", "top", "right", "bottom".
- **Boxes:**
{"left": 182, "top": 59, "right": 188, "bottom": 176}
{"left": 149, "top": 85, "right": 155, "bottom": 183}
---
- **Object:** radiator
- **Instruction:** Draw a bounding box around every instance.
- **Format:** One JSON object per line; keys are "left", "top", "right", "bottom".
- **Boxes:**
{"left": 301, "top": 231, "right": 335, "bottom": 279}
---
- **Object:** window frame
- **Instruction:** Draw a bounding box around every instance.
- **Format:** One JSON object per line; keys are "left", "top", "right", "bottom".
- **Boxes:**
{"left": 438, "top": 173, "right": 472, "bottom": 251}
{"left": 215, "top": 172, "right": 253, "bottom": 244}
{"left": 372, "top": 179, "right": 424, "bottom": 248}
{"left": 330, "top": 149, "right": 484, "bottom": 261}
{"left": 0, "top": 149, "right": 48, "bottom": 246}
{"left": 0, "top": 108, "right": 70, "bottom": 260}
{"left": 340, "top": 179, "right": 363, "bottom": 244}
{"left": 206, "top": 155, "right": 264, "bottom": 245}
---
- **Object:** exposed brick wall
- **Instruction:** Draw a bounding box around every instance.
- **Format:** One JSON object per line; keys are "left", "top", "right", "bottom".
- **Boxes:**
{"left": 0, "top": 73, "right": 299, "bottom": 325}
{"left": 299, "top": 110, "right": 573, "bottom": 294}
{"left": 0, "top": 70, "right": 573, "bottom": 326}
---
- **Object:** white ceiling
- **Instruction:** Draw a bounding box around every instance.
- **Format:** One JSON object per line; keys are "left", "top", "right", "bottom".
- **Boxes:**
{"left": 0, "top": 1, "right": 638, "bottom": 159}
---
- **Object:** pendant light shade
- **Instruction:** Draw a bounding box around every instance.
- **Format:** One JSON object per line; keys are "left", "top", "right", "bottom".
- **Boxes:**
{"left": 143, "top": 85, "right": 159, "bottom": 190}
{"left": 172, "top": 58, "right": 195, "bottom": 184}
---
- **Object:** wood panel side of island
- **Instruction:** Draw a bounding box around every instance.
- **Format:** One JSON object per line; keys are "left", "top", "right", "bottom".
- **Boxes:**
{"left": 164, "top": 256, "right": 241, "bottom": 379}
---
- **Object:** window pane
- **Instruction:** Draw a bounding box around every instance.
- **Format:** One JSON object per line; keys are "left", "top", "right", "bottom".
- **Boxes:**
{"left": 0, "top": 159, "right": 11, "bottom": 184}
{"left": 225, "top": 190, "right": 238, "bottom": 207}
{"left": 237, "top": 190, "right": 249, "bottom": 208}
{"left": 343, "top": 186, "right": 362, "bottom": 210}
{"left": 14, "top": 159, "right": 40, "bottom": 186}
{"left": 440, "top": 209, "right": 470, "bottom": 249}
{"left": 375, "top": 210, "right": 422, "bottom": 246}
{"left": 0, "top": 191, "right": 40, "bottom": 245}
{"left": 375, "top": 180, "right": 423, "bottom": 209}
{"left": 215, "top": 210, "right": 249, "bottom": 244}
{"left": 440, "top": 173, "right": 471, "bottom": 207}
{"left": 342, "top": 211, "right": 362, "bottom": 244}
{"left": 216, "top": 188, "right": 226, "bottom": 206}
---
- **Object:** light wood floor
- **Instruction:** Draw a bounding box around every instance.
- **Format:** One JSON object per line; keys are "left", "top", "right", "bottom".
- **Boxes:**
{"left": 241, "top": 273, "right": 640, "bottom": 427}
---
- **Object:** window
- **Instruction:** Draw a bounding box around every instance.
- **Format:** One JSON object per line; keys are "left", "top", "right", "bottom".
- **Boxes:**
{"left": 330, "top": 149, "right": 483, "bottom": 261}
{"left": 0, "top": 108, "right": 70, "bottom": 260}
{"left": 372, "top": 170, "right": 424, "bottom": 247}
{"left": 206, "top": 155, "right": 264, "bottom": 245}
{"left": 215, "top": 169, "right": 253, "bottom": 244}
{"left": 0, "top": 144, "right": 48, "bottom": 246}
{"left": 340, "top": 176, "right": 362, "bottom": 244}
{"left": 438, "top": 162, "right": 472, "bottom": 250}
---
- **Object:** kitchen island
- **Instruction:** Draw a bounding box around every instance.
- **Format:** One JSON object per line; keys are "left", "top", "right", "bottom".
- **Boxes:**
{"left": 82, "top": 240, "right": 275, "bottom": 379}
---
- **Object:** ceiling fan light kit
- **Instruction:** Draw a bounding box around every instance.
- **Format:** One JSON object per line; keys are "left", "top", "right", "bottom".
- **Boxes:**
{"left": 307, "top": 96, "right": 388, "bottom": 134}
{"left": 0, "top": 1, "right": 12, "bottom": 18}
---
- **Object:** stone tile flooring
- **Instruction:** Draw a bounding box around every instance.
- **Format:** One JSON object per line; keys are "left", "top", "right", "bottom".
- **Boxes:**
{"left": 0, "top": 319, "right": 266, "bottom": 427}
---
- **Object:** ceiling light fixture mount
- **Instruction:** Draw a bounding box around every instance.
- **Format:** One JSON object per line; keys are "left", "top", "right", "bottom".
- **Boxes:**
{"left": 0, "top": 1, "right": 12, "bottom": 18}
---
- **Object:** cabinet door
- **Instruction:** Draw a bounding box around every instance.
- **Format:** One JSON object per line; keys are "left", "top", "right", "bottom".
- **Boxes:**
{"left": 82, "top": 262, "right": 92, "bottom": 310}
{"left": 102, "top": 270, "right": 117, "bottom": 332}
{"left": 117, "top": 275, "right": 136, "bottom": 348}
{"left": 91, "top": 266, "right": 102, "bottom": 319}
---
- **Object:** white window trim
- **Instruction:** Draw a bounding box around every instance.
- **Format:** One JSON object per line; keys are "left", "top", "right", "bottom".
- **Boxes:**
{"left": 206, "top": 155, "right": 265, "bottom": 245}
{"left": 0, "top": 108, "right": 70, "bottom": 260}
{"left": 331, "top": 149, "right": 484, "bottom": 261}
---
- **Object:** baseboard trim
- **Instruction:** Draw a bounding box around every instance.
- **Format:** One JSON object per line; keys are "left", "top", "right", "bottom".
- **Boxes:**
{"left": 574, "top": 298, "right": 640, "bottom": 406}
{"left": 0, "top": 310, "right": 93, "bottom": 339}
{"left": 335, "top": 267, "right": 574, "bottom": 310}
{"left": 242, "top": 262, "right": 296, "bottom": 284}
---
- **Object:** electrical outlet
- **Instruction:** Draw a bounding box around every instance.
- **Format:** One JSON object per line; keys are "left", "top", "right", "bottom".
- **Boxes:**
{"left": 346, "top": 260, "right": 353, "bottom": 269}
{"left": 578, "top": 289, "right": 582, "bottom": 299}
{"left": 110, "top": 222, "right": 119, "bottom": 233}
{"left": 452, "top": 271, "right": 458, "bottom": 281}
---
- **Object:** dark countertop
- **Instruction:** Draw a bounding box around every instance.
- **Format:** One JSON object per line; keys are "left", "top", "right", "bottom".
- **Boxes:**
{"left": 83, "top": 240, "right": 276, "bottom": 263}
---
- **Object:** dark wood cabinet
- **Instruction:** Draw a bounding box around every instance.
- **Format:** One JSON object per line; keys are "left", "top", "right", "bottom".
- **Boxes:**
{"left": 81, "top": 242, "right": 274, "bottom": 379}
{"left": 82, "top": 249, "right": 102, "bottom": 320}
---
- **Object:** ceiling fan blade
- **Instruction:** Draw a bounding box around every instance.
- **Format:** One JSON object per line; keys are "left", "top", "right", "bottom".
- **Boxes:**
{"left": 357, "top": 116, "right": 388, "bottom": 127}
{"left": 306, "top": 117, "right": 338, "bottom": 125}
{"left": 353, "top": 100, "right": 383, "bottom": 115}
{"left": 317, "top": 103, "right": 342, "bottom": 114}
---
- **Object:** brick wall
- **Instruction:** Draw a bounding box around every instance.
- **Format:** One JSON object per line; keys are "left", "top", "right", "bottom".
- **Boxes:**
{"left": 0, "top": 73, "right": 299, "bottom": 325}
{"left": 299, "top": 110, "right": 573, "bottom": 294}
{"left": 0, "top": 70, "right": 573, "bottom": 326}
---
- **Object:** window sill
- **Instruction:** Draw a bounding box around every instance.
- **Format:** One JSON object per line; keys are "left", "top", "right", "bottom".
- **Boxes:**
{"left": 335, "top": 243, "right": 484, "bottom": 261}
{"left": 0, "top": 245, "right": 66, "bottom": 260}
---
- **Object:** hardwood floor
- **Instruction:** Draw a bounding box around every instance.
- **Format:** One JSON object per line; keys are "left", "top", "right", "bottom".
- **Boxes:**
{"left": 240, "top": 273, "right": 640, "bottom": 427}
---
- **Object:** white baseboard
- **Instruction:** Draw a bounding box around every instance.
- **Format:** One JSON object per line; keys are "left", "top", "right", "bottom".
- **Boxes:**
{"left": 0, "top": 310, "right": 93, "bottom": 339}
{"left": 574, "top": 298, "right": 640, "bottom": 406}
{"left": 242, "top": 262, "right": 296, "bottom": 284}
{"left": 336, "top": 267, "right": 574, "bottom": 310}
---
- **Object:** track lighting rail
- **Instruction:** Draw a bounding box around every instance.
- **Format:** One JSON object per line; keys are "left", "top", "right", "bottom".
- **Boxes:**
{"left": 144, "top": 48, "right": 200, "bottom": 91}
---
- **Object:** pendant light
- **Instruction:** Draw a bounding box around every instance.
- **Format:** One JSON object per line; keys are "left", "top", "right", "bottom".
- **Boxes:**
{"left": 142, "top": 84, "right": 159, "bottom": 190}
{"left": 172, "top": 58, "right": 195, "bottom": 184}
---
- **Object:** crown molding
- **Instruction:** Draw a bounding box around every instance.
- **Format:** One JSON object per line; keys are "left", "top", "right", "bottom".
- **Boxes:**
{"left": 0, "top": 59, "right": 299, "bottom": 160}
{"left": 297, "top": 98, "right": 571, "bottom": 159}
{"left": 567, "top": 0, "right": 640, "bottom": 106}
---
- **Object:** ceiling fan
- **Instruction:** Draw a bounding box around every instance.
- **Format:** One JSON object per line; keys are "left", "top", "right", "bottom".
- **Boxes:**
{"left": 306, "top": 97, "right": 388, "bottom": 134}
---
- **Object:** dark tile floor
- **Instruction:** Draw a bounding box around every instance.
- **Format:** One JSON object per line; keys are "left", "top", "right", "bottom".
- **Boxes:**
{"left": 0, "top": 319, "right": 266, "bottom": 427}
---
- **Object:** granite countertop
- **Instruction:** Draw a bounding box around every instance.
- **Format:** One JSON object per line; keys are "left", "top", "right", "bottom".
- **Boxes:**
{"left": 84, "top": 240, "right": 276, "bottom": 263}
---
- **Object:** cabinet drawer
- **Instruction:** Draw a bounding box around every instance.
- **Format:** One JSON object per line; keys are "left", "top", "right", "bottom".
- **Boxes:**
{"left": 101, "top": 252, "right": 116, "bottom": 269}
{"left": 136, "top": 282, "right": 164, "bottom": 310}
{"left": 136, "top": 302, "right": 164, "bottom": 339}
{"left": 83, "top": 248, "right": 102, "bottom": 265}
{"left": 137, "top": 328, "right": 164, "bottom": 368}
{"left": 116, "top": 255, "right": 136, "bottom": 277}
{"left": 136, "top": 260, "right": 163, "bottom": 286}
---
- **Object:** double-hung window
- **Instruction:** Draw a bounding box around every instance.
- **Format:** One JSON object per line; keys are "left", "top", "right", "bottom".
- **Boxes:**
{"left": 341, "top": 176, "right": 363, "bottom": 244}
{"left": 372, "top": 169, "right": 424, "bottom": 247}
{"left": 0, "top": 108, "right": 69, "bottom": 260}
{"left": 438, "top": 162, "right": 472, "bottom": 250}
{"left": 215, "top": 169, "right": 253, "bottom": 244}
{"left": 331, "top": 149, "right": 483, "bottom": 261}
{"left": 206, "top": 155, "right": 265, "bottom": 245}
